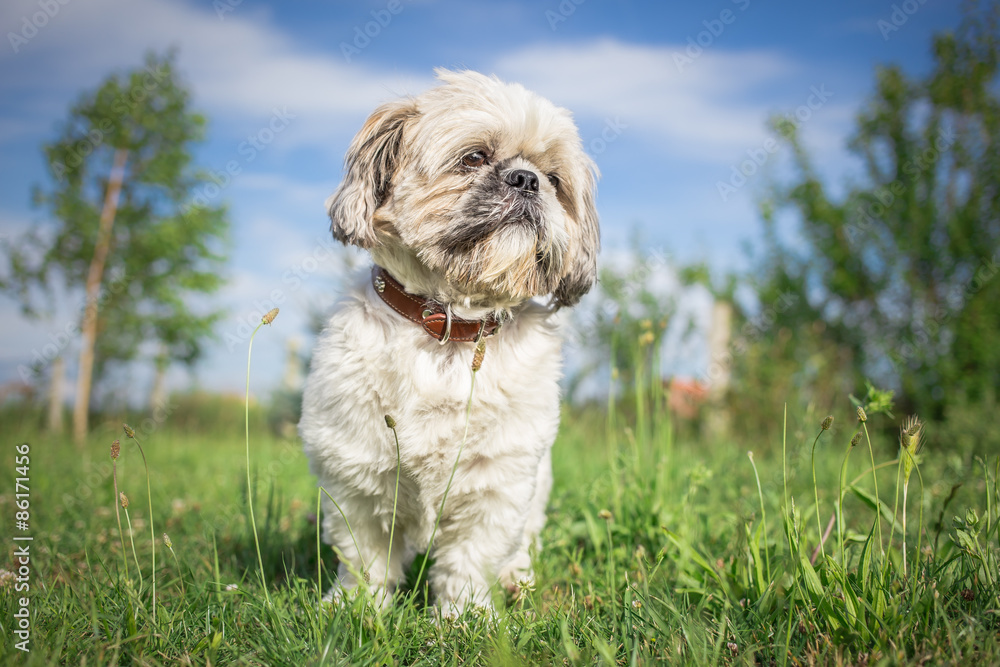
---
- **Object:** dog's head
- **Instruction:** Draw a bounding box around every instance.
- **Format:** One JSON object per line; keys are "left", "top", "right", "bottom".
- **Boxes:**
{"left": 327, "top": 69, "right": 600, "bottom": 309}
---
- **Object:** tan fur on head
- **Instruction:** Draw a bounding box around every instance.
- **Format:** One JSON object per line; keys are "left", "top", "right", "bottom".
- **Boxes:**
{"left": 326, "top": 99, "right": 417, "bottom": 248}
{"left": 327, "top": 69, "right": 600, "bottom": 311}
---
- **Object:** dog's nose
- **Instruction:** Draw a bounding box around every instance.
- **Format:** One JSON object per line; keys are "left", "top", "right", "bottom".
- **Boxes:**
{"left": 504, "top": 169, "right": 539, "bottom": 193}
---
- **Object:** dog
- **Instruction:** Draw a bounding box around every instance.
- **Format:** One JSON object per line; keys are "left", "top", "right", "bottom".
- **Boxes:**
{"left": 299, "top": 69, "right": 599, "bottom": 616}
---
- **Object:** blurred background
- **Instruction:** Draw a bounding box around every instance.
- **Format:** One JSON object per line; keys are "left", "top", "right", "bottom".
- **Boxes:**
{"left": 0, "top": 0, "right": 996, "bottom": 451}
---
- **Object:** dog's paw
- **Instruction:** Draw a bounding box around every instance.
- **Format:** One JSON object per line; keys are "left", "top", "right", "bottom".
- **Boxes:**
{"left": 321, "top": 584, "right": 343, "bottom": 605}
{"left": 433, "top": 598, "right": 498, "bottom": 625}
{"left": 502, "top": 576, "right": 536, "bottom": 602}
{"left": 499, "top": 556, "right": 535, "bottom": 599}
{"left": 319, "top": 580, "right": 393, "bottom": 612}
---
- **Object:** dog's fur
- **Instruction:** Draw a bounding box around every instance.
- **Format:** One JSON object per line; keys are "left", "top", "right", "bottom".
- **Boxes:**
{"left": 299, "top": 70, "right": 599, "bottom": 614}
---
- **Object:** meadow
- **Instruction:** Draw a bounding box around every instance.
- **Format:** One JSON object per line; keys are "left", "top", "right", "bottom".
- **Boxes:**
{"left": 1, "top": 335, "right": 998, "bottom": 666}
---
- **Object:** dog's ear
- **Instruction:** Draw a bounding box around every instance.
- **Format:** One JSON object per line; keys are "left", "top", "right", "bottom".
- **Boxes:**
{"left": 553, "top": 164, "right": 600, "bottom": 308}
{"left": 327, "top": 99, "right": 418, "bottom": 248}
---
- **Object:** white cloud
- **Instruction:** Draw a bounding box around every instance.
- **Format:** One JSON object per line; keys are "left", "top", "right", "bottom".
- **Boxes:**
{"left": 493, "top": 39, "right": 795, "bottom": 162}
{"left": 1, "top": 0, "right": 433, "bottom": 146}
{"left": 492, "top": 39, "right": 860, "bottom": 168}
{"left": 2, "top": 2, "right": 851, "bottom": 162}
{"left": 232, "top": 173, "right": 333, "bottom": 212}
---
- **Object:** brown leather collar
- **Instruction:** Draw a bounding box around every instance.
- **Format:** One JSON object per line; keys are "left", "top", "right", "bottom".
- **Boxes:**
{"left": 371, "top": 266, "right": 504, "bottom": 343}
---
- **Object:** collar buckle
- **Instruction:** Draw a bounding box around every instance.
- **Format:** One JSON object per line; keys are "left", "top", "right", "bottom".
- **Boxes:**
{"left": 372, "top": 266, "right": 505, "bottom": 343}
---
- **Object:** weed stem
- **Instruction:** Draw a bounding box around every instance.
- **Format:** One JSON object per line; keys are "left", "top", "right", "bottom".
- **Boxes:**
{"left": 245, "top": 316, "right": 274, "bottom": 607}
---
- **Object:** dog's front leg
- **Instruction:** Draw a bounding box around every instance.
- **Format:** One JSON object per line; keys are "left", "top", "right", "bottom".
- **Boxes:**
{"left": 499, "top": 447, "right": 552, "bottom": 593}
{"left": 427, "top": 474, "right": 536, "bottom": 617}
{"left": 321, "top": 492, "right": 407, "bottom": 609}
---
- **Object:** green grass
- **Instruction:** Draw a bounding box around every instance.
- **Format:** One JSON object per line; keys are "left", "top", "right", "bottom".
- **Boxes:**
{"left": 1, "top": 368, "right": 998, "bottom": 664}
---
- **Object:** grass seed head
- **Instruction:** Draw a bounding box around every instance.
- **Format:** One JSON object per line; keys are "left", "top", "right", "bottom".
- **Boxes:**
{"left": 901, "top": 414, "right": 923, "bottom": 482}
{"left": 111, "top": 439, "right": 120, "bottom": 460}
{"left": 163, "top": 533, "right": 173, "bottom": 548}
{"left": 598, "top": 509, "right": 613, "bottom": 521}
{"left": 850, "top": 432, "right": 862, "bottom": 447}
{"left": 857, "top": 406, "right": 867, "bottom": 422}
{"left": 123, "top": 423, "right": 135, "bottom": 439}
{"left": 262, "top": 307, "right": 279, "bottom": 325}
{"left": 472, "top": 338, "right": 486, "bottom": 371}
{"left": 384, "top": 414, "right": 396, "bottom": 429}
{"left": 120, "top": 492, "right": 129, "bottom": 509}
{"left": 821, "top": 415, "right": 834, "bottom": 431}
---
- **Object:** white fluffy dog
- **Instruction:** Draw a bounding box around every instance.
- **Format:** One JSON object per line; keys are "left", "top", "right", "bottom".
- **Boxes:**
{"left": 299, "top": 69, "right": 599, "bottom": 615}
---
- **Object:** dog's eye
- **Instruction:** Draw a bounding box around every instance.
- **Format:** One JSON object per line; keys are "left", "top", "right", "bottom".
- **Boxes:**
{"left": 462, "top": 151, "right": 488, "bottom": 168}
{"left": 547, "top": 173, "right": 560, "bottom": 189}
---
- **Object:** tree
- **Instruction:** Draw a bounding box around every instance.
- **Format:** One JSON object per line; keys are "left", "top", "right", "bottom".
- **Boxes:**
{"left": 1, "top": 52, "right": 230, "bottom": 444}
{"left": 744, "top": 2, "right": 999, "bottom": 425}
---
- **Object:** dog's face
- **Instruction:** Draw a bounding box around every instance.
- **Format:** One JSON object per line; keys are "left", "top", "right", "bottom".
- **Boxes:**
{"left": 327, "top": 69, "right": 600, "bottom": 308}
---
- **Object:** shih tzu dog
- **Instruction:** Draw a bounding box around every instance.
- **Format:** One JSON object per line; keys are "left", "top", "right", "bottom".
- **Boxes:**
{"left": 299, "top": 69, "right": 599, "bottom": 615}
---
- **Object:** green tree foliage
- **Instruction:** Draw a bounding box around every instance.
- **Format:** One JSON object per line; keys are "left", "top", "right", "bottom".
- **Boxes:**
{"left": 739, "top": 4, "right": 1000, "bottom": 428}
{"left": 1, "top": 52, "right": 230, "bottom": 439}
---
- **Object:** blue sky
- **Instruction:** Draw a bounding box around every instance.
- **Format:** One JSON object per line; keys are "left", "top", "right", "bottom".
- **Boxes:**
{"left": 0, "top": 0, "right": 963, "bottom": 403}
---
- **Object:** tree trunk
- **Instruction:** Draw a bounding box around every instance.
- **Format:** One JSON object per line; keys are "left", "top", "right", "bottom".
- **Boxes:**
{"left": 706, "top": 299, "right": 733, "bottom": 439}
{"left": 73, "top": 148, "right": 128, "bottom": 446}
{"left": 149, "top": 348, "right": 168, "bottom": 413}
{"left": 282, "top": 337, "right": 302, "bottom": 391}
{"left": 47, "top": 356, "right": 65, "bottom": 433}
